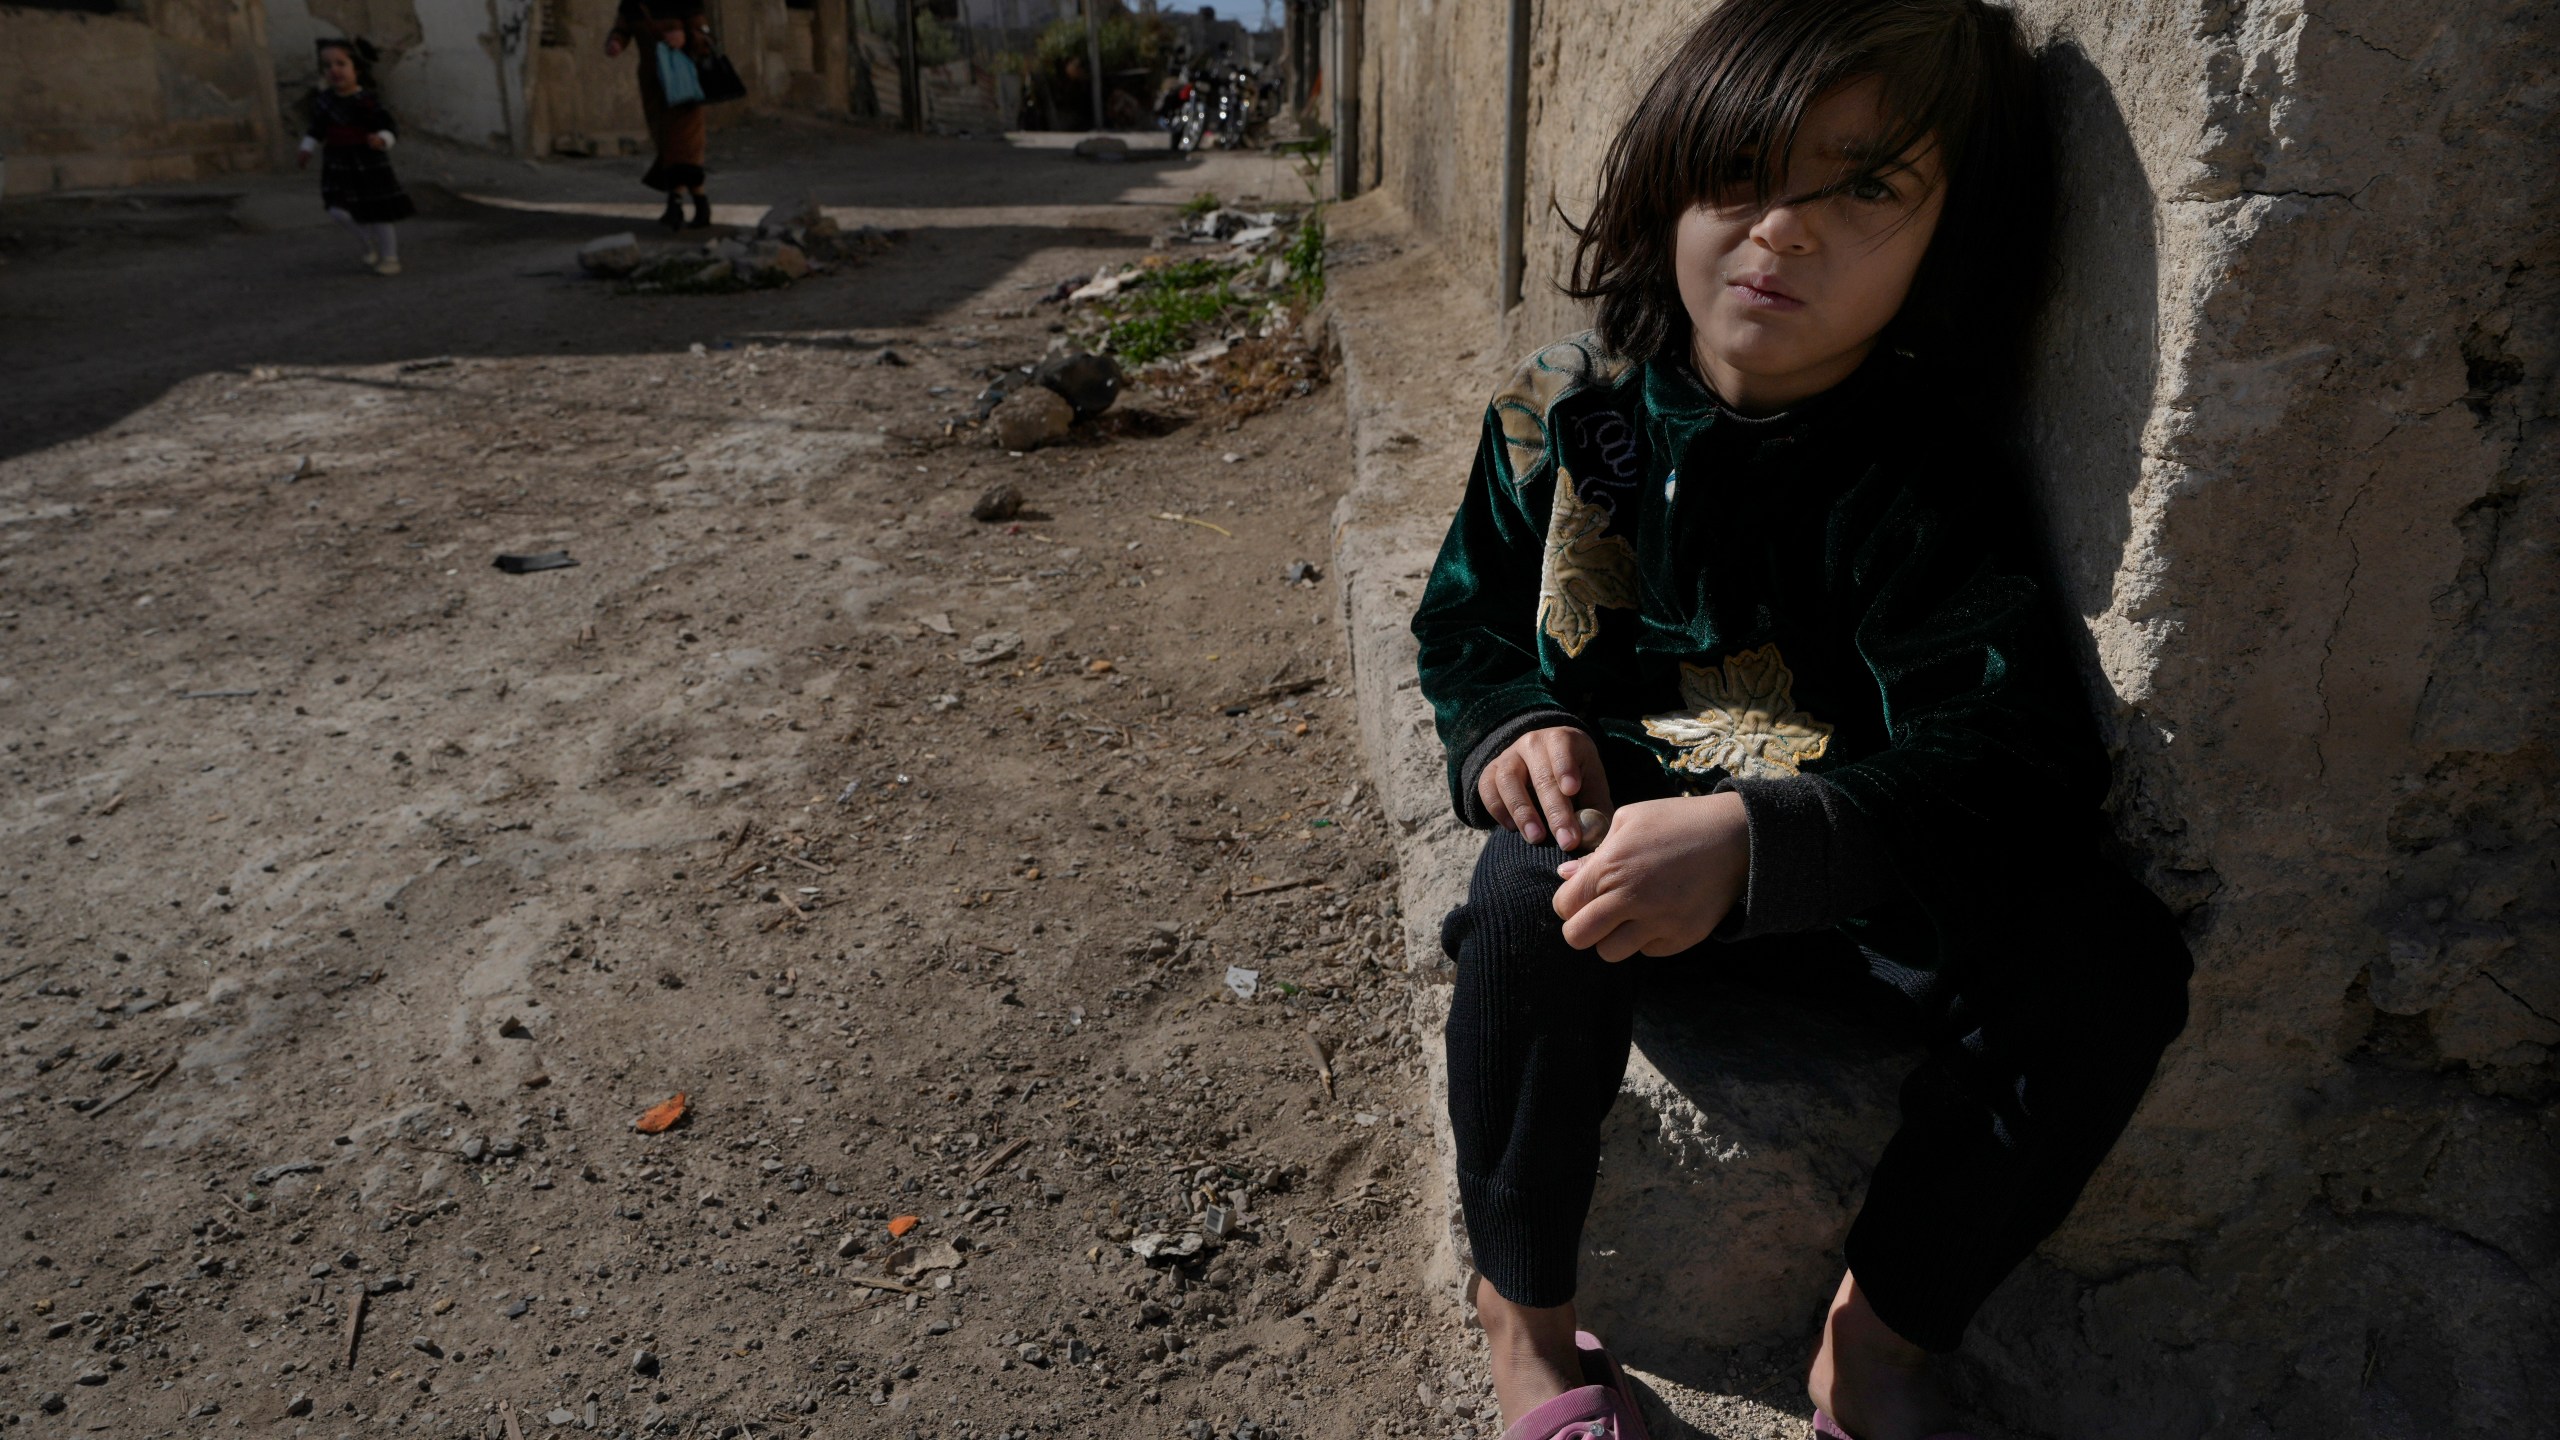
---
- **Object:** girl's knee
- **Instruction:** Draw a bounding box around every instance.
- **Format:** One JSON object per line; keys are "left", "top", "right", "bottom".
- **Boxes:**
{"left": 1443, "top": 830, "right": 1570, "bottom": 974}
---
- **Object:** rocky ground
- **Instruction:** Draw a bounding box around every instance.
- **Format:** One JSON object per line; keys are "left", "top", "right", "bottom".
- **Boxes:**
{"left": 0, "top": 129, "right": 1503, "bottom": 1440}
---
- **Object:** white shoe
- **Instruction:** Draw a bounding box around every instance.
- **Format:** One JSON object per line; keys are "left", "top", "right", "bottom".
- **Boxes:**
{"left": 372, "top": 258, "right": 403, "bottom": 276}
{"left": 361, "top": 247, "right": 379, "bottom": 266}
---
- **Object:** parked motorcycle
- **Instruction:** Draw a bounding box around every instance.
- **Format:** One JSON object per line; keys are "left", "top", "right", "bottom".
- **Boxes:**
{"left": 1159, "top": 50, "right": 1271, "bottom": 152}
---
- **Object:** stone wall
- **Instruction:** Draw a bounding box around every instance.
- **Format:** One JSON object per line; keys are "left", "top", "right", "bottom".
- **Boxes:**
{"left": 0, "top": 0, "right": 282, "bottom": 195}
{"left": 1339, "top": 0, "right": 2557, "bottom": 1433}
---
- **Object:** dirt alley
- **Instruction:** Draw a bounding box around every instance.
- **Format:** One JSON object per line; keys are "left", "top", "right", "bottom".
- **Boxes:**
{"left": 0, "top": 126, "right": 1498, "bottom": 1440}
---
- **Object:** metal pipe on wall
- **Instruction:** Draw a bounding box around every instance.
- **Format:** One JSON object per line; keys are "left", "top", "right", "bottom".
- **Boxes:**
{"left": 1330, "top": 0, "right": 1360, "bottom": 199}
{"left": 1496, "top": 0, "right": 1529, "bottom": 310}
{"left": 1083, "top": 0, "right": 1106, "bottom": 131}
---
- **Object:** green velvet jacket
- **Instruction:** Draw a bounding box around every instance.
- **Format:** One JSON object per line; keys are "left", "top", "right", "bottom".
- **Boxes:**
{"left": 1412, "top": 334, "right": 2116, "bottom": 949}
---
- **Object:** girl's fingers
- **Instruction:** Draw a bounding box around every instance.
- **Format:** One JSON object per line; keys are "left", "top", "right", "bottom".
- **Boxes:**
{"left": 1524, "top": 750, "right": 1581, "bottom": 850}
{"left": 1489, "top": 765, "right": 1542, "bottom": 843}
{"left": 1558, "top": 884, "right": 1631, "bottom": 949}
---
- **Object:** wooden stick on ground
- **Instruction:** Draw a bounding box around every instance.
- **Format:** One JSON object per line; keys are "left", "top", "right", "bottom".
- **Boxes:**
{"left": 1227, "top": 876, "right": 1321, "bottom": 900}
{"left": 341, "top": 1286, "right": 368, "bottom": 1370}
{"left": 86, "top": 1059, "right": 177, "bottom": 1119}
{"left": 968, "top": 1137, "right": 1033, "bottom": 1182}
{"left": 1303, "top": 1031, "right": 1335, "bottom": 1100}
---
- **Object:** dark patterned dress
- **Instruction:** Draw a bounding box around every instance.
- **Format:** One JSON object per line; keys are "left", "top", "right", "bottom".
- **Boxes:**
{"left": 613, "top": 0, "right": 710, "bottom": 192}
{"left": 306, "top": 88, "right": 415, "bottom": 224}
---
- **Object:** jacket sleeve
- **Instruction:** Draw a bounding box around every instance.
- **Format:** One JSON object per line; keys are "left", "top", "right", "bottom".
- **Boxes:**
{"left": 1811, "top": 455, "right": 2111, "bottom": 894}
{"left": 1411, "top": 409, "right": 1583, "bottom": 828}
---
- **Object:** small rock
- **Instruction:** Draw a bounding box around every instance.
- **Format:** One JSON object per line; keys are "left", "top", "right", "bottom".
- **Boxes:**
{"left": 547, "top": 1407, "right": 578, "bottom": 1426}
{"left": 988, "top": 385, "right": 1073, "bottom": 451}
{"left": 503, "top": 1297, "right": 530, "bottom": 1319}
{"left": 631, "top": 1348, "right": 661, "bottom": 1377}
{"left": 754, "top": 194, "right": 824, "bottom": 237}
{"left": 970, "top": 483, "right": 1024, "bottom": 523}
{"left": 870, "top": 347, "right": 908, "bottom": 367}
{"left": 411, "top": 1336, "right": 444, "bottom": 1359}
{"left": 1016, "top": 1342, "right": 1049, "bottom": 1367}
{"left": 308, "top": 1262, "right": 333, "bottom": 1279}
{"left": 1071, "top": 135, "right": 1130, "bottom": 160}
{"left": 285, "top": 1392, "right": 313, "bottom": 1416}
{"left": 743, "top": 242, "right": 809, "bottom": 281}
{"left": 1031, "top": 350, "right": 1124, "bottom": 420}
{"left": 834, "top": 1235, "right": 863, "bottom": 1259}
{"left": 577, "top": 232, "right": 644, "bottom": 278}
{"left": 1129, "top": 1232, "right": 1205, "bottom": 1263}
{"left": 491, "top": 1138, "right": 521, "bottom": 1158}
{"left": 37, "top": 1393, "right": 65, "bottom": 1414}
{"left": 1283, "top": 560, "right": 1322, "bottom": 584}
{"left": 1574, "top": 807, "right": 1610, "bottom": 852}
{"left": 459, "top": 1135, "right": 488, "bottom": 1162}
{"left": 958, "top": 631, "right": 1024, "bottom": 667}
{"left": 73, "top": 1368, "right": 109, "bottom": 1386}
{"left": 690, "top": 260, "right": 734, "bottom": 287}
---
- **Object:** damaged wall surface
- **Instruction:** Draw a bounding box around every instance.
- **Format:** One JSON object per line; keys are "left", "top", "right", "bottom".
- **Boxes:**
{"left": 1341, "top": 0, "right": 2557, "bottom": 1433}
{"left": 0, "top": 0, "right": 282, "bottom": 194}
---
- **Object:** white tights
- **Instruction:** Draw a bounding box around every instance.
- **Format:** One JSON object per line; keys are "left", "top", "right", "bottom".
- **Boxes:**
{"left": 327, "top": 207, "right": 399, "bottom": 261}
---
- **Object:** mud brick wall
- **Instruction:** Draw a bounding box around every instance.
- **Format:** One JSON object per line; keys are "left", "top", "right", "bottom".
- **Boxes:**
{"left": 1345, "top": 0, "right": 2557, "bottom": 1432}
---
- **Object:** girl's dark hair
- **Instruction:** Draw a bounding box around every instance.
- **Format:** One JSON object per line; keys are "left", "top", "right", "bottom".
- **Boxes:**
{"left": 316, "top": 37, "right": 382, "bottom": 86}
{"left": 1567, "top": 0, "right": 2053, "bottom": 397}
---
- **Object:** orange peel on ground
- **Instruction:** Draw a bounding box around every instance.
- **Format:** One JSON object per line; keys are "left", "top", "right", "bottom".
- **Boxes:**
{"left": 887, "top": 1214, "right": 920, "bottom": 1238}
{"left": 634, "top": 1093, "right": 688, "bottom": 1134}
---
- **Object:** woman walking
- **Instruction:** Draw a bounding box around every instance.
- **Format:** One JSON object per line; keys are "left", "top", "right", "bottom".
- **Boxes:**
{"left": 607, "top": 0, "right": 714, "bottom": 230}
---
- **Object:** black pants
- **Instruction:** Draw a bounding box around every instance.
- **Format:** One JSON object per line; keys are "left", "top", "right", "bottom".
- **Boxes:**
{"left": 1443, "top": 829, "right": 2190, "bottom": 1352}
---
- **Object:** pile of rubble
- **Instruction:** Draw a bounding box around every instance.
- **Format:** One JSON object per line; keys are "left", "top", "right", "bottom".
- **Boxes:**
{"left": 574, "top": 195, "right": 895, "bottom": 293}
{"left": 977, "top": 348, "right": 1127, "bottom": 451}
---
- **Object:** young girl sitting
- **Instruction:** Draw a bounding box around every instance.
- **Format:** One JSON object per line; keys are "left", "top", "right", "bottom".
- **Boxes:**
{"left": 298, "top": 39, "right": 414, "bottom": 276}
{"left": 1411, "top": 2, "right": 2192, "bottom": 1438}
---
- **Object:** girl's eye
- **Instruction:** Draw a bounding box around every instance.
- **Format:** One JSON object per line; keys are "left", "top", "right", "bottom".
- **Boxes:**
{"left": 1847, "top": 175, "right": 1897, "bottom": 203}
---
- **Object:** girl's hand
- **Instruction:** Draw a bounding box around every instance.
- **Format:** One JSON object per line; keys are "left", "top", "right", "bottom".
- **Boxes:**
{"left": 1552, "top": 793, "right": 1748, "bottom": 961}
{"left": 1478, "top": 726, "right": 1610, "bottom": 851}
{"left": 367, "top": 133, "right": 389, "bottom": 150}
{"left": 605, "top": 32, "right": 627, "bottom": 57}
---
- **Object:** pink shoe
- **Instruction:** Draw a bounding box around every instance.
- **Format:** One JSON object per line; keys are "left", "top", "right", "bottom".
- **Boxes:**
{"left": 1573, "top": 1331, "right": 1652, "bottom": 1439}
{"left": 1500, "top": 1385, "right": 1639, "bottom": 1440}
{"left": 1811, "top": 1409, "right": 1978, "bottom": 1440}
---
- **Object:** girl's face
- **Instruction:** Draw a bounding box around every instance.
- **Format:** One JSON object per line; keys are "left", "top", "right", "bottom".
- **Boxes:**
{"left": 1672, "top": 77, "right": 1946, "bottom": 415}
{"left": 322, "top": 48, "right": 360, "bottom": 92}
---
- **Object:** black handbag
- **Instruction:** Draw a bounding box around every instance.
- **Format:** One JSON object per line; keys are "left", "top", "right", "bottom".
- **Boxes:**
{"left": 696, "top": 45, "right": 747, "bottom": 104}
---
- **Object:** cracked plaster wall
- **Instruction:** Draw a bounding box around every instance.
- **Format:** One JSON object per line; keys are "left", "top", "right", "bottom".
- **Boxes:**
{"left": 0, "top": 0, "right": 282, "bottom": 194}
{"left": 1351, "top": 0, "right": 2555, "bottom": 1433}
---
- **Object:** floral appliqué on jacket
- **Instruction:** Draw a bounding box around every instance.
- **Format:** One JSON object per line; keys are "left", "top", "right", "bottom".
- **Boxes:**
{"left": 1644, "top": 644, "right": 1834, "bottom": 779}
{"left": 1535, "top": 469, "right": 1638, "bottom": 658}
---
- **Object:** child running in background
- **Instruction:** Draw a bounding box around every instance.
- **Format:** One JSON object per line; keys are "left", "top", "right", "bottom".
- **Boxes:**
{"left": 1411, "top": 2, "right": 2192, "bottom": 1438}
{"left": 298, "top": 39, "right": 414, "bottom": 276}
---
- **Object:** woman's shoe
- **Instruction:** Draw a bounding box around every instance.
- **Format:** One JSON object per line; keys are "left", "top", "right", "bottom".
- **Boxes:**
{"left": 687, "top": 194, "right": 713, "bottom": 229}
{"left": 658, "top": 195, "right": 685, "bottom": 232}
{"left": 371, "top": 258, "right": 403, "bottom": 276}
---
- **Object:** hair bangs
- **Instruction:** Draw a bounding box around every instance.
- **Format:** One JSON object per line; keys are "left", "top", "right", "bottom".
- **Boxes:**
{"left": 1565, "top": 0, "right": 2053, "bottom": 402}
